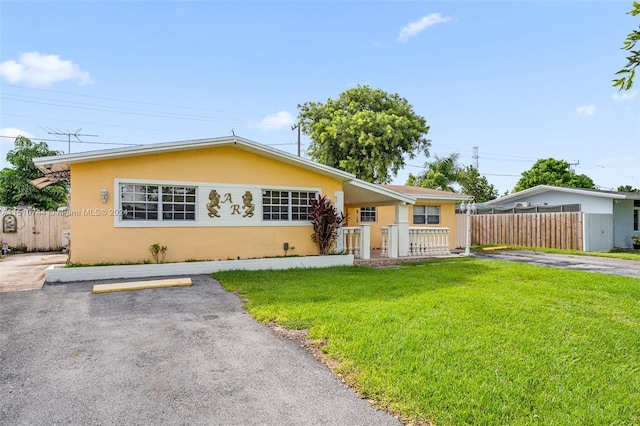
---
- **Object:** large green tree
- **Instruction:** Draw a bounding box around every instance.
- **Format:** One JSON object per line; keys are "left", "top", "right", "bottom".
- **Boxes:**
{"left": 513, "top": 158, "right": 595, "bottom": 192}
{"left": 0, "top": 136, "right": 67, "bottom": 210}
{"left": 406, "top": 153, "right": 461, "bottom": 191}
{"left": 457, "top": 165, "right": 498, "bottom": 202}
{"left": 613, "top": 1, "right": 640, "bottom": 91}
{"left": 298, "top": 85, "right": 430, "bottom": 183}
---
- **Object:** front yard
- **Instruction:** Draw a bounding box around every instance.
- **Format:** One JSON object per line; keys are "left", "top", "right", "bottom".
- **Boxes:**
{"left": 215, "top": 258, "right": 640, "bottom": 425}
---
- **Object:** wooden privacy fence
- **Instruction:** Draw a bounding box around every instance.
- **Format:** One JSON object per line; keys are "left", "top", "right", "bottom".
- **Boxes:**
{"left": 469, "top": 212, "right": 583, "bottom": 250}
{"left": 1, "top": 209, "right": 70, "bottom": 252}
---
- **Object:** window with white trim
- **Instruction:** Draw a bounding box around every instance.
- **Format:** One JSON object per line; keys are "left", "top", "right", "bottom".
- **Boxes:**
{"left": 262, "top": 190, "right": 317, "bottom": 221}
{"left": 413, "top": 205, "right": 440, "bottom": 225}
{"left": 360, "top": 207, "right": 377, "bottom": 222}
{"left": 634, "top": 200, "right": 640, "bottom": 231}
{"left": 120, "top": 184, "right": 196, "bottom": 221}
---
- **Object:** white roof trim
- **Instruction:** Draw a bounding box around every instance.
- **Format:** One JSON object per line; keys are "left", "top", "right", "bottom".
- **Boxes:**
{"left": 33, "top": 135, "right": 418, "bottom": 204}
{"left": 345, "top": 180, "right": 415, "bottom": 204}
{"left": 405, "top": 193, "right": 473, "bottom": 201}
{"left": 33, "top": 136, "right": 357, "bottom": 182}
{"left": 485, "top": 185, "right": 630, "bottom": 206}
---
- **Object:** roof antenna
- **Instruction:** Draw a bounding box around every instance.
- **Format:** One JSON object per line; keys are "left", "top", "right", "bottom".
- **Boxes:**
{"left": 231, "top": 129, "right": 235, "bottom": 137}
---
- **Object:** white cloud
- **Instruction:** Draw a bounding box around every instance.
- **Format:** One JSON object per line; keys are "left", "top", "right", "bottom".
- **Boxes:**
{"left": 255, "top": 111, "right": 295, "bottom": 130}
{"left": 0, "top": 52, "right": 93, "bottom": 87}
{"left": 576, "top": 104, "right": 596, "bottom": 116}
{"left": 397, "top": 13, "right": 452, "bottom": 43}
{"left": 0, "top": 127, "right": 34, "bottom": 144}
{"left": 612, "top": 91, "right": 638, "bottom": 101}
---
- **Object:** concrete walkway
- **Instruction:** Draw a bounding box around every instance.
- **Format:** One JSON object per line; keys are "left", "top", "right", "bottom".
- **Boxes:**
{"left": 475, "top": 250, "right": 640, "bottom": 279}
{"left": 0, "top": 275, "right": 400, "bottom": 425}
{"left": 0, "top": 252, "right": 68, "bottom": 292}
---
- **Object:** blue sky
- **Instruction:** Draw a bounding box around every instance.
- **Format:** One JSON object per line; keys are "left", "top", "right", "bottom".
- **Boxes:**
{"left": 1, "top": 1, "right": 638, "bottom": 194}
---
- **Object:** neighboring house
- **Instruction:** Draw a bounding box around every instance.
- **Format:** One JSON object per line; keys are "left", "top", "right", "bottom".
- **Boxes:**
{"left": 32, "top": 136, "right": 471, "bottom": 264}
{"left": 484, "top": 185, "right": 640, "bottom": 250}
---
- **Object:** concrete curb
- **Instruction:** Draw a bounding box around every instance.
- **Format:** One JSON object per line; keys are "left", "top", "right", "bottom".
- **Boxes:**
{"left": 45, "top": 254, "right": 355, "bottom": 283}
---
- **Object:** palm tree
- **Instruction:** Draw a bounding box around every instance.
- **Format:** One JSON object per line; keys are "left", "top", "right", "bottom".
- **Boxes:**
{"left": 406, "top": 153, "right": 461, "bottom": 191}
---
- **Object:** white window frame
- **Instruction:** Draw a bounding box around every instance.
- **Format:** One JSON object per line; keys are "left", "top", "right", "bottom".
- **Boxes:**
{"left": 112, "top": 179, "right": 322, "bottom": 228}
{"left": 262, "top": 189, "right": 318, "bottom": 222}
{"left": 360, "top": 207, "right": 377, "bottom": 223}
{"left": 120, "top": 183, "right": 197, "bottom": 222}
{"left": 413, "top": 205, "right": 440, "bottom": 225}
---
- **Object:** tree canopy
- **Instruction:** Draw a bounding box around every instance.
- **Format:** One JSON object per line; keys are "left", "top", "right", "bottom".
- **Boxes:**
{"left": 613, "top": 1, "right": 640, "bottom": 91}
{"left": 406, "top": 153, "right": 461, "bottom": 191}
{"left": 617, "top": 184, "right": 640, "bottom": 192}
{"left": 457, "top": 165, "right": 498, "bottom": 203}
{"left": 298, "top": 85, "right": 430, "bottom": 183}
{"left": 0, "top": 136, "right": 68, "bottom": 210}
{"left": 513, "top": 158, "right": 595, "bottom": 192}
{"left": 405, "top": 154, "right": 498, "bottom": 202}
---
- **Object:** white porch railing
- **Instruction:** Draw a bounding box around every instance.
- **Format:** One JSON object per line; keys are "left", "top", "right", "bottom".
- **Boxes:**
{"left": 342, "top": 227, "right": 361, "bottom": 258}
{"left": 342, "top": 225, "right": 371, "bottom": 259}
{"left": 408, "top": 227, "right": 450, "bottom": 256}
{"left": 380, "top": 227, "right": 389, "bottom": 257}
{"left": 380, "top": 226, "right": 451, "bottom": 258}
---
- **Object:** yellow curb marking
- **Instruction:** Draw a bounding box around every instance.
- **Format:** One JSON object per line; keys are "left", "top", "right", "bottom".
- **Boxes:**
{"left": 92, "top": 277, "right": 192, "bottom": 294}
{"left": 482, "top": 246, "right": 509, "bottom": 251}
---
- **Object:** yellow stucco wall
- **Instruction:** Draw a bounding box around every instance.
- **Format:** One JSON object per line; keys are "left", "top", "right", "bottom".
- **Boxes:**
{"left": 346, "top": 201, "right": 458, "bottom": 250}
{"left": 68, "top": 146, "right": 343, "bottom": 264}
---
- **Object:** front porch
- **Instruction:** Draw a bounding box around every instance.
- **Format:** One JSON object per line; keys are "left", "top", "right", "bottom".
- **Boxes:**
{"left": 342, "top": 223, "right": 458, "bottom": 263}
{"left": 353, "top": 248, "right": 461, "bottom": 266}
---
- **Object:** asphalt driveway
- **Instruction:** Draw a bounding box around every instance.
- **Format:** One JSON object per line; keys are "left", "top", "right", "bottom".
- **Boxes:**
{"left": 0, "top": 275, "right": 399, "bottom": 426}
{"left": 475, "top": 250, "right": 640, "bottom": 279}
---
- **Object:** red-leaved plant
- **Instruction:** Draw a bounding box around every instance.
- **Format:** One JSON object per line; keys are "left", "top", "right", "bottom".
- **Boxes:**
{"left": 308, "top": 194, "right": 346, "bottom": 255}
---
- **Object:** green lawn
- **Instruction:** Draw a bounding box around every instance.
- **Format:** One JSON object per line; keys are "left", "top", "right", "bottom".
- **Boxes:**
{"left": 215, "top": 259, "right": 640, "bottom": 425}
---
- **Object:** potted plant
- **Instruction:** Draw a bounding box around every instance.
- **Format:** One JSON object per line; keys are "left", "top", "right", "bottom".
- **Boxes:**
{"left": 632, "top": 235, "right": 640, "bottom": 250}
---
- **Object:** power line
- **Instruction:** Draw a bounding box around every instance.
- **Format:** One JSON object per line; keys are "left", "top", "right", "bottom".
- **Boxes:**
{"left": 2, "top": 95, "right": 290, "bottom": 129}
{"left": 1, "top": 95, "right": 249, "bottom": 124}
{"left": 0, "top": 135, "right": 297, "bottom": 149}
{"left": 1, "top": 83, "right": 252, "bottom": 116}
{"left": 4, "top": 112, "right": 167, "bottom": 133}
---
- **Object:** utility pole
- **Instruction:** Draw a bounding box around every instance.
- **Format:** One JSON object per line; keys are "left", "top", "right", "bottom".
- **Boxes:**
{"left": 291, "top": 123, "right": 301, "bottom": 157}
{"left": 47, "top": 128, "right": 98, "bottom": 154}
{"left": 472, "top": 146, "right": 479, "bottom": 170}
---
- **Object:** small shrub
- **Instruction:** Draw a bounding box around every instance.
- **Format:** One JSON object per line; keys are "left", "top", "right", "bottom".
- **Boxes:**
{"left": 9, "top": 243, "right": 27, "bottom": 254}
{"left": 149, "top": 243, "right": 167, "bottom": 263}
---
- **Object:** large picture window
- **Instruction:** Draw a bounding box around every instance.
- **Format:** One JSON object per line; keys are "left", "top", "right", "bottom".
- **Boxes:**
{"left": 262, "top": 190, "right": 317, "bottom": 221}
{"left": 121, "top": 184, "right": 196, "bottom": 221}
{"left": 413, "top": 205, "right": 440, "bottom": 225}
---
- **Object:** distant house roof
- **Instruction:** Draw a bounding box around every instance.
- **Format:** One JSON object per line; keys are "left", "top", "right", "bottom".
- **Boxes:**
{"left": 484, "top": 185, "right": 640, "bottom": 206}
{"left": 378, "top": 185, "right": 472, "bottom": 201}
